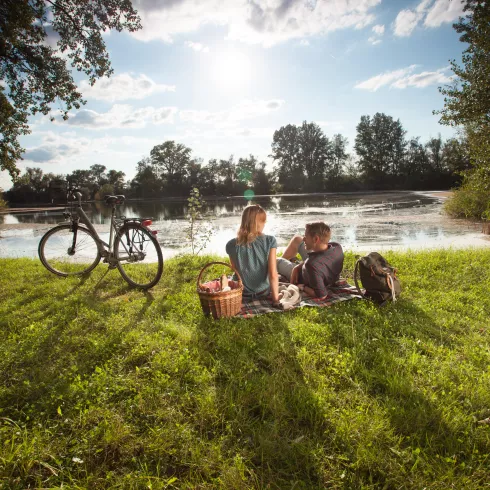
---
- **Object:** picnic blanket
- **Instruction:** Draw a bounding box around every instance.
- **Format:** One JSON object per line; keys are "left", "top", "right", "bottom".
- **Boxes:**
{"left": 237, "top": 279, "right": 363, "bottom": 318}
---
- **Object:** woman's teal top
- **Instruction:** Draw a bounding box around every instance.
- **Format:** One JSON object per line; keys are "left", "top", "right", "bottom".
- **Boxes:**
{"left": 226, "top": 234, "right": 277, "bottom": 298}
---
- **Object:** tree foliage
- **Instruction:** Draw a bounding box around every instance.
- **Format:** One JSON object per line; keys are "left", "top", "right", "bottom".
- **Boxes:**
{"left": 435, "top": 0, "right": 490, "bottom": 218}
{"left": 354, "top": 113, "right": 407, "bottom": 188}
{"left": 271, "top": 121, "right": 334, "bottom": 192}
{"left": 5, "top": 128, "right": 470, "bottom": 204}
{"left": 0, "top": 0, "right": 141, "bottom": 181}
{"left": 437, "top": 0, "right": 490, "bottom": 129}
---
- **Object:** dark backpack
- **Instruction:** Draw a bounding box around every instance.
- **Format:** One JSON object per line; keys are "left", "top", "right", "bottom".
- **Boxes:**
{"left": 354, "top": 252, "right": 401, "bottom": 306}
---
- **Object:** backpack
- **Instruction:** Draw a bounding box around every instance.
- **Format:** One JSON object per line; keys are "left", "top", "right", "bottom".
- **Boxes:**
{"left": 354, "top": 252, "right": 401, "bottom": 306}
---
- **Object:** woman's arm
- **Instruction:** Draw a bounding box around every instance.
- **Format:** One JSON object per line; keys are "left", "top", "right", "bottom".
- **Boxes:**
{"left": 229, "top": 256, "right": 237, "bottom": 272}
{"left": 268, "top": 247, "right": 279, "bottom": 303}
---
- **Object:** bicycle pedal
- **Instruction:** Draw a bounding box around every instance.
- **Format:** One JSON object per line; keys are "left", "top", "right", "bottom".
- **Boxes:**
{"left": 108, "top": 264, "right": 117, "bottom": 270}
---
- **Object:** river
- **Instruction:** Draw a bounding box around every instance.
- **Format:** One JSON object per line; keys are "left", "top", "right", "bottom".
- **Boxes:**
{"left": 0, "top": 190, "right": 487, "bottom": 259}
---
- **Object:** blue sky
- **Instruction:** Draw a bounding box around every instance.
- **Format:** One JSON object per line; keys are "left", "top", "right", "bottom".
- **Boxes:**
{"left": 2, "top": 0, "right": 467, "bottom": 190}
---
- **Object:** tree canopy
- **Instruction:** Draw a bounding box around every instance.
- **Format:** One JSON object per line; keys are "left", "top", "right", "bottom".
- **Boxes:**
{"left": 436, "top": 0, "right": 490, "bottom": 192}
{"left": 0, "top": 0, "right": 141, "bottom": 181}
{"left": 435, "top": 0, "right": 490, "bottom": 219}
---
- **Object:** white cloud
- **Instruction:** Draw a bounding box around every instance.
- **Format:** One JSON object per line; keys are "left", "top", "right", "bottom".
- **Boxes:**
{"left": 394, "top": 0, "right": 464, "bottom": 37}
{"left": 131, "top": 0, "right": 381, "bottom": 46}
{"left": 355, "top": 65, "right": 451, "bottom": 91}
{"left": 22, "top": 133, "right": 89, "bottom": 164}
{"left": 53, "top": 104, "right": 178, "bottom": 129}
{"left": 51, "top": 99, "right": 282, "bottom": 131}
{"left": 21, "top": 132, "right": 159, "bottom": 166}
{"left": 372, "top": 24, "right": 385, "bottom": 34}
{"left": 185, "top": 41, "right": 210, "bottom": 52}
{"left": 79, "top": 73, "right": 175, "bottom": 102}
{"left": 299, "top": 39, "right": 310, "bottom": 46}
{"left": 424, "top": 0, "right": 465, "bottom": 27}
{"left": 355, "top": 65, "right": 418, "bottom": 91}
{"left": 179, "top": 99, "right": 285, "bottom": 126}
{"left": 391, "top": 67, "right": 452, "bottom": 88}
{"left": 368, "top": 36, "right": 382, "bottom": 45}
{"left": 393, "top": 8, "right": 422, "bottom": 36}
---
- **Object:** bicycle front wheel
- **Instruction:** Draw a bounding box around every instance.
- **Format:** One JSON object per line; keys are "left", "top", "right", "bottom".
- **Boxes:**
{"left": 38, "top": 225, "right": 101, "bottom": 276}
{"left": 114, "top": 223, "right": 163, "bottom": 289}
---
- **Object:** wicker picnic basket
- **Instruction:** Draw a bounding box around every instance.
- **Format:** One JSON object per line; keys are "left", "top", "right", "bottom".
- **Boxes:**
{"left": 197, "top": 261, "right": 243, "bottom": 319}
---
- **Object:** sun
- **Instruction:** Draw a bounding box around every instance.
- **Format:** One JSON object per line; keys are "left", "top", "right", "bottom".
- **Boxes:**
{"left": 209, "top": 48, "right": 253, "bottom": 91}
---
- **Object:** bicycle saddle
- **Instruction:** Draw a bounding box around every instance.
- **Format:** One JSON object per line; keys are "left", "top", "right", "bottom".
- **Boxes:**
{"left": 105, "top": 195, "right": 125, "bottom": 205}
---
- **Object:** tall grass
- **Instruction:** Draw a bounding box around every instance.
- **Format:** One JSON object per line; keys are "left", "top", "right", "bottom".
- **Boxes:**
{"left": 0, "top": 250, "right": 489, "bottom": 489}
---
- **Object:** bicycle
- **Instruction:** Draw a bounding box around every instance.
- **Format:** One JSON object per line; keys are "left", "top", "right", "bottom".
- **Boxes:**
{"left": 38, "top": 183, "right": 164, "bottom": 289}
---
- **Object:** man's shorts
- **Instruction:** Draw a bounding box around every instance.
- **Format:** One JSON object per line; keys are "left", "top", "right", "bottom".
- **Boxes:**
{"left": 276, "top": 241, "right": 308, "bottom": 281}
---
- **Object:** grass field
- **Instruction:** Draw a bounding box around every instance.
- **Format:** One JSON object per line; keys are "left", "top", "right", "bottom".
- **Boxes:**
{"left": 0, "top": 249, "right": 489, "bottom": 489}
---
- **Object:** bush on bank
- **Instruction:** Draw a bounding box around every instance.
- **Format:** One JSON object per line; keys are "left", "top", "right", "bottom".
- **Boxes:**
{"left": 0, "top": 250, "right": 489, "bottom": 489}
{"left": 444, "top": 184, "right": 490, "bottom": 221}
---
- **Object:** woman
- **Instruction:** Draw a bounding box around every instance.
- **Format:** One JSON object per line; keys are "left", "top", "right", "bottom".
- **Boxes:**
{"left": 226, "top": 204, "right": 279, "bottom": 304}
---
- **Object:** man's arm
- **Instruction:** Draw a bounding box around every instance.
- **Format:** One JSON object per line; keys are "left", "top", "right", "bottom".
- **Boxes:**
{"left": 304, "top": 262, "right": 329, "bottom": 298}
{"left": 302, "top": 285, "right": 318, "bottom": 298}
{"left": 290, "top": 262, "right": 303, "bottom": 284}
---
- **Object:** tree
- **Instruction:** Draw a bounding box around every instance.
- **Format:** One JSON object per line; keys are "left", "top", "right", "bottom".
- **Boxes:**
{"left": 435, "top": 0, "right": 490, "bottom": 218}
{"left": 150, "top": 141, "right": 192, "bottom": 195}
{"left": 436, "top": 1, "right": 490, "bottom": 187}
{"left": 401, "top": 138, "right": 429, "bottom": 188}
{"left": 271, "top": 122, "right": 333, "bottom": 192}
{"left": 270, "top": 124, "right": 302, "bottom": 192}
{"left": 442, "top": 135, "right": 470, "bottom": 177}
{"left": 330, "top": 134, "right": 349, "bottom": 185}
{"left": 106, "top": 169, "right": 126, "bottom": 193}
{"left": 425, "top": 135, "right": 445, "bottom": 174}
{"left": 90, "top": 164, "right": 107, "bottom": 188}
{"left": 0, "top": 0, "right": 141, "bottom": 181}
{"left": 130, "top": 157, "right": 160, "bottom": 198}
{"left": 354, "top": 113, "right": 407, "bottom": 188}
{"left": 298, "top": 121, "right": 333, "bottom": 191}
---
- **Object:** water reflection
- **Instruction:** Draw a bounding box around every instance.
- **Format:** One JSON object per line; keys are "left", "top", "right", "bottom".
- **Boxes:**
{"left": 0, "top": 191, "right": 484, "bottom": 258}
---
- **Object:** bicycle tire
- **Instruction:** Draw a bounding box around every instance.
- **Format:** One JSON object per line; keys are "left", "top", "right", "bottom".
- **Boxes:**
{"left": 38, "top": 224, "right": 101, "bottom": 276}
{"left": 114, "top": 223, "right": 163, "bottom": 289}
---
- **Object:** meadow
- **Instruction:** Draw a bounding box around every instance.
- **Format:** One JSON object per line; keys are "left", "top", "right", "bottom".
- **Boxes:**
{"left": 0, "top": 249, "right": 489, "bottom": 489}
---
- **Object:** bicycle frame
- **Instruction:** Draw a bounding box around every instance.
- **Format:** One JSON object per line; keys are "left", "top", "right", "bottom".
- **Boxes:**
{"left": 65, "top": 191, "right": 118, "bottom": 262}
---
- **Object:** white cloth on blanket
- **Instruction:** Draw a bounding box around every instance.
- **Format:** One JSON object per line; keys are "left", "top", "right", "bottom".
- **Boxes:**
{"left": 278, "top": 284, "right": 302, "bottom": 310}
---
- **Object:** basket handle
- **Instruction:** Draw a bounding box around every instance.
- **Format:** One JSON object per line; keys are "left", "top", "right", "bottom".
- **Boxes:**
{"left": 197, "top": 261, "right": 243, "bottom": 290}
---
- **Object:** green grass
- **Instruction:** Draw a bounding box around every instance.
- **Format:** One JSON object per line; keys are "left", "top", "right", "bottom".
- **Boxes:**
{"left": 0, "top": 249, "right": 489, "bottom": 489}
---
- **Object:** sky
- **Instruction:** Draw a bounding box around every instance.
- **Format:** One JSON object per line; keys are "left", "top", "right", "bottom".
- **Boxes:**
{"left": 1, "top": 0, "right": 469, "bottom": 191}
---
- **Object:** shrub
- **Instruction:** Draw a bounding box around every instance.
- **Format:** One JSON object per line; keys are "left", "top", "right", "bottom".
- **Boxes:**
{"left": 444, "top": 184, "right": 490, "bottom": 220}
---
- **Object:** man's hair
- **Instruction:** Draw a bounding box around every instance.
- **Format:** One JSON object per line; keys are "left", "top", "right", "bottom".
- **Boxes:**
{"left": 305, "top": 222, "right": 331, "bottom": 245}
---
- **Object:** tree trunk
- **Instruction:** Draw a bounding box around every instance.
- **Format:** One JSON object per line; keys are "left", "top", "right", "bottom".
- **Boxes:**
{"left": 482, "top": 222, "right": 490, "bottom": 235}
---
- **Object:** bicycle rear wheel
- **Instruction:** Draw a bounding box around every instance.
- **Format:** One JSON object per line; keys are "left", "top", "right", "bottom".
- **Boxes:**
{"left": 114, "top": 223, "right": 163, "bottom": 289}
{"left": 38, "top": 225, "right": 101, "bottom": 276}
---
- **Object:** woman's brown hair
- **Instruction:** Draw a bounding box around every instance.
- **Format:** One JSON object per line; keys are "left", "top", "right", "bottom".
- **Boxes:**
{"left": 236, "top": 204, "right": 267, "bottom": 245}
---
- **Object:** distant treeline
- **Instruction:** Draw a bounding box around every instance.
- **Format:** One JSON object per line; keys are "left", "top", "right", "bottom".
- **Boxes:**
{"left": 5, "top": 113, "right": 470, "bottom": 204}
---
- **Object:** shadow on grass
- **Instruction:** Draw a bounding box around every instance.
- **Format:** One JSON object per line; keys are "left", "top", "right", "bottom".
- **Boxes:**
{"left": 192, "top": 313, "right": 343, "bottom": 488}
{"left": 320, "top": 299, "right": 467, "bottom": 470}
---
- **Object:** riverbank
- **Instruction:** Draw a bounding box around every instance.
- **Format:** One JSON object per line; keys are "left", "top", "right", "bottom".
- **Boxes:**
{"left": 1, "top": 250, "right": 489, "bottom": 488}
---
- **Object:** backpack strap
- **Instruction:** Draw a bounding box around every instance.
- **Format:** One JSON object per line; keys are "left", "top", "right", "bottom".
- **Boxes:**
{"left": 386, "top": 273, "right": 397, "bottom": 302}
{"left": 354, "top": 259, "right": 365, "bottom": 298}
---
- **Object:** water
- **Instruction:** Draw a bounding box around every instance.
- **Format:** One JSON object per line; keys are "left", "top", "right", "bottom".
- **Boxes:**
{"left": 0, "top": 191, "right": 486, "bottom": 259}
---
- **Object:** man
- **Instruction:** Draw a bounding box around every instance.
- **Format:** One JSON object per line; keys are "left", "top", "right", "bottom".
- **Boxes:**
{"left": 276, "top": 222, "right": 344, "bottom": 299}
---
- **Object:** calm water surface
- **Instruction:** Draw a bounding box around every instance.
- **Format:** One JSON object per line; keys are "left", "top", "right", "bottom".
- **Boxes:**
{"left": 0, "top": 191, "right": 485, "bottom": 259}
